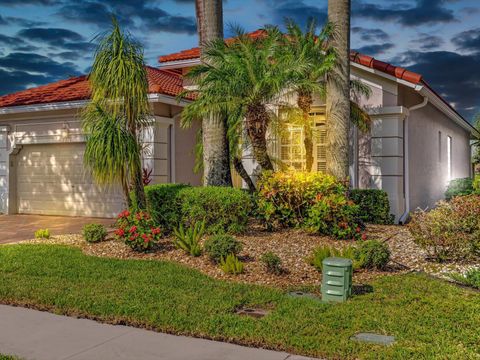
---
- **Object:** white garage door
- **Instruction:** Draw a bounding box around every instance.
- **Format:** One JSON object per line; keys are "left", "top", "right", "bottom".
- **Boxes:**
{"left": 16, "top": 143, "right": 125, "bottom": 218}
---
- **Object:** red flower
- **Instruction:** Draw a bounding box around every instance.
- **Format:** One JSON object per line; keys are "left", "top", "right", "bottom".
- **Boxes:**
{"left": 118, "top": 210, "right": 130, "bottom": 219}
{"left": 356, "top": 227, "right": 361, "bottom": 233}
{"left": 361, "top": 234, "right": 367, "bottom": 241}
{"left": 129, "top": 225, "right": 137, "bottom": 233}
{"left": 115, "top": 228, "right": 125, "bottom": 236}
{"left": 151, "top": 227, "right": 161, "bottom": 235}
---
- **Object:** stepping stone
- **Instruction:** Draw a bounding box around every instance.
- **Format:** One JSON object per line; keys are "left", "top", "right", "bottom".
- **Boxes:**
{"left": 351, "top": 333, "right": 395, "bottom": 345}
{"left": 235, "top": 307, "right": 269, "bottom": 318}
{"left": 287, "top": 291, "right": 321, "bottom": 301}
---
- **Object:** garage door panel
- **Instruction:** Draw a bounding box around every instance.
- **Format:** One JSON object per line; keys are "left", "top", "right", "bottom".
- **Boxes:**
{"left": 17, "top": 143, "right": 124, "bottom": 218}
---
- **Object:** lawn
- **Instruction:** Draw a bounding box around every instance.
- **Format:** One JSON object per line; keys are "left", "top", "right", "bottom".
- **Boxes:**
{"left": 0, "top": 244, "right": 478, "bottom": 360}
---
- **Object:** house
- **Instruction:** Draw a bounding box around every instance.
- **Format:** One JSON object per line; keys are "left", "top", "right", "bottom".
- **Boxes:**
{"left": 0, "top": 31, "right": 478, "bottom": 221}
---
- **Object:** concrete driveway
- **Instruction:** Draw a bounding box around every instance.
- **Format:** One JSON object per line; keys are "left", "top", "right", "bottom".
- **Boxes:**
{"left": 0, "top": 215, "right": 115, "bottom": 244}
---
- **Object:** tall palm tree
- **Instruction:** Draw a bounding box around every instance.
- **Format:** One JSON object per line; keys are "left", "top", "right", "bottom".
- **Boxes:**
{"left": 326, "top": 0, "right": 351, "bottom": 180}
{"left": 282, "top": 19, "right": 336, "bottom": 172}
{"left": 83, "top": 18, "right": 149, "bottom": 208}
{"left": 182, "top": 26, "right": 297, "bottom": 173}
{"left": 195, "top": 0, "right": 232, "bottom": 186}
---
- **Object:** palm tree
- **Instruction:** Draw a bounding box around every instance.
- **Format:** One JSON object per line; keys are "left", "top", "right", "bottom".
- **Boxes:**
{"left": 282, "top": 19, "right": 336, "bottom": 171}
{"left": 326, "top": 0, "right": 351, "bottom": 180}
{"left": 83, "top": 18, "right": 149, "bottom": 208}
{"left": 182, "top": 26, "right": 297, "bottom": 173}
{"left": 195, "top": 0, "right": 232, "bottom": 186}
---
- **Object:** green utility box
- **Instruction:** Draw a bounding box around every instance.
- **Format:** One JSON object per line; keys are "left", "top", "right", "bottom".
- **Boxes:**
{"left": 321, "top": 257, "right": 352, "bottom": 303}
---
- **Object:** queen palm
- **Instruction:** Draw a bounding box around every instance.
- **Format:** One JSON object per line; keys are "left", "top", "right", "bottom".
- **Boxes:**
{"left": 182, "top": 26, "right": 298, "bottom": 172}
{"left": 82, "top": 18, "right": 149, "bottom": 208}
{"left": 195, "top": 0, "right": 232, "bottom": 186}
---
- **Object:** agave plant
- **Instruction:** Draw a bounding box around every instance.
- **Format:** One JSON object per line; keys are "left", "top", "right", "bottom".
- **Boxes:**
{"left": 173, "top": 221, "right": 205, "bottom": 257}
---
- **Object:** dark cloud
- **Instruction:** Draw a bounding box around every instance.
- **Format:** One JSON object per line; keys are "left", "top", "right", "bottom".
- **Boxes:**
{"left": 353, "top": 0, "right": 456, "bottom": 26}
{"left": 0, "top": 52, "right": 80, "bottom": 79}
{"left": 352, "top": 27, "right": 390, "bottom": 42}
{"left": 355, "top": 43, "right": 395, "bottom": 57}
{"left": 57, "top": 0, "right": 196, "bottom": 34}
{"left": 0, "top": 34, "right": 26, "bottom": 47}
{"left": 48, "top": 51, "right": 80, "bottom": 61}
{"left": 3, "top": 16, "right": 47, "bottom": 27}
{"left": 412, "top": 33, "right": 444, "bottom": 50}
{"left": 0, "top": 0, "right": 59, "bottom": 5}
{"left": 452, "top": 28, "right": 480, "bottom": 54}
{"left": 0, "top": 68, "right": 54, "bottom": 94}
{"left": 0, "top": 15, "right": 7, "bottom": 25}
{"left": 18, "top": 28, "right": 84, "bottom": 45}
{"left": 395, "top": 50, "right": 480, "bottom": 121}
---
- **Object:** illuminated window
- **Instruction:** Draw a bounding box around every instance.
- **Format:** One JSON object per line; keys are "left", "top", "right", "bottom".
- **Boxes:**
{"left": 447, "top": 135, "right": 452, "bottom": 180}
{"left": 311, "top": 112, "right": 327, "bottom": 173}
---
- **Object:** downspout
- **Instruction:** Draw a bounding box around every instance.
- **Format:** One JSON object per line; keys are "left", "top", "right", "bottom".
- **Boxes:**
{"left": 399, "top": 95, "right": 428, "bottom": 224}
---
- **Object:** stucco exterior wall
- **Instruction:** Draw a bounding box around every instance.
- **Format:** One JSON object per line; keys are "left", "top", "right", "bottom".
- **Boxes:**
{"left": 406, "top": 92, "right": 471, "bottom": 211}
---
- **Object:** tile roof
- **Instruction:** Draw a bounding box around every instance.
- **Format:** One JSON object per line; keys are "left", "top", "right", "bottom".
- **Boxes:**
{"left": 0, "top": 66, "right": 190, "bottom": 109}
{"left": 158, "top": 31, "right": 423, "bottom": 85}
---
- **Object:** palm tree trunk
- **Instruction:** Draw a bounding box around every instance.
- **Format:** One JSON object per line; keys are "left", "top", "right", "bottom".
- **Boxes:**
{"left": 326, "top": 0, "right": 351, "bottom": 180}
{"left": 246, "top": 103, "right": 274, "bottom": 171}
{"left": 297, "top": 91, "right": 314, "bottom": 172}
{"left": 195, "top": 0, "right": 232, "bottom": 187}
{"left": 233, "top": 156, "right": 256, "bottom": 192}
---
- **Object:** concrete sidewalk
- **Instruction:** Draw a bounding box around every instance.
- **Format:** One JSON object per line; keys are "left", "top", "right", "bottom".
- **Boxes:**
{"left": 0, "top": 305, "right": 315, "bottom": 360}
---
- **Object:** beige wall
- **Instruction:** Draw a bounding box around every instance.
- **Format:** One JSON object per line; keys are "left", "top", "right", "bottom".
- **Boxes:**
{"left": 174, "top": 118, "right": 202, "bottom": 185}
{"left": 407, "top": 95, "right": 471, "bottom": 211}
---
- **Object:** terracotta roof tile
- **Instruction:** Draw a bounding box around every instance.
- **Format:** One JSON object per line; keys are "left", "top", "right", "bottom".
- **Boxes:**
{"left": 0, "top": 66, "right": 191, "bottom": 109}
{"left": 159, "top": 31, "right": 423, "bottom": 86}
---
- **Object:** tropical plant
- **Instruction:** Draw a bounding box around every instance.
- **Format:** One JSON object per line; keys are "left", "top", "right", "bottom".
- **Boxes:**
{"left": 173, "top": 221, "right": 205, "bottom": 257}
{"left": 114, "top": 210, "right": 162, "bottom": 252}
{"left": 471, "top": 114, "right": 480, "bottom": 166}
{"left": 182, "top": 26, "right": 299, "bottom": 174}
{"left": 307, "top": 244, "right": 361, "bottom": 272}
{"left": 355, "top": 240, "right": 390, "bottom": 270}
{"left": 194, "top": 0, "right": 232, "bottom": 186}
{"left": 326, "top": 0, "right": 352, "bottom": 180}
{"left": 220, "top": 254, "right": 244, "bottom": 275}
{"left": 82, "top": 17, "right": 149, "bottom": 208}
{"left": 82, "top": 223, "right": 107, "bottom": 243}
{"left": 450, "top": 268, "right": 480, "bottom": 289}
{"left": 34, "top": 229, "right": 50, "bottom": 239}
{"left": 204, "top": 234, "right": 242, "bottom": 263}
{"left": 260, "top": 252, "right": 283, "bottom": 275}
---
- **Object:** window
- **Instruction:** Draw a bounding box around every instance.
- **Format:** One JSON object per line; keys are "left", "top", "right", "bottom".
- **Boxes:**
{"left": 311, "top": 112, "right": 327, "bottom": 173}
{"left": 447, "top": 135, "right": 452, "bottom": 180}
{"left": 438, "top": 131, "right": 442, "bottom": 162}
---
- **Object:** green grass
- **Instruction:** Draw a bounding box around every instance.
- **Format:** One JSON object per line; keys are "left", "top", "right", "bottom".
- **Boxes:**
{"left": 0, "top": 355, "right": 21, "bottom": 360}
{"left": 0, "top": 244, "right": 479, "bottom": 360}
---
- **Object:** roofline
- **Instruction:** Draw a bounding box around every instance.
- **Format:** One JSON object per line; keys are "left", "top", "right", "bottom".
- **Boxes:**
{"left": 0, "top": 94, "right": 190, "bottom": 115}
{"left": 159, "top": 58, "right": 201, "bottom": 69}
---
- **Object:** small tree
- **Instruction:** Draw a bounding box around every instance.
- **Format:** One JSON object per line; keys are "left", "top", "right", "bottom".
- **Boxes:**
{"left": 83, "top": 18, "right": 149, "bottom": 208}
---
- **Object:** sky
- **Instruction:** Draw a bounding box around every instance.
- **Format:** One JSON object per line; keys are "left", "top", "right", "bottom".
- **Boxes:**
{"left": 0, "top": 0, "right": 479, "bottom": 122}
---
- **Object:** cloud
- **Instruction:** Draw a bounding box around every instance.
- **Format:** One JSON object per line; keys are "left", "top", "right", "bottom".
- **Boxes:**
{"left": 452, "top": 28, "right": 480, "bottom": 54}
{"left": 411, "top": 33, "right": 444, "bottom": 50}
{"left": 0, "top": 34, "right": 26, "bottom": 47}
{"left": 17, "top": 28, "right": 84, "bottom": 45}
{"left": 353, "top": 0, "right": 457, "bottom": 26}
{"left": 56, "top": 0, "right": 196, "bottom": 34}
{"left": 352, "top": 27, "right": 390, "bottom": 42}
{"left": 0, "top": 0, "right": 58, "bottom": 5}
{"left": 0, "top": 68, "right": 54, "bottom": 94}
{"left": 396, "top": 50, "right": 480, "bottom": 121}
{"left": 0, "top": 52, "right": 80, "bottom": 79}
{"left": 354, "top": 43, "right": 395, "bottom": 57}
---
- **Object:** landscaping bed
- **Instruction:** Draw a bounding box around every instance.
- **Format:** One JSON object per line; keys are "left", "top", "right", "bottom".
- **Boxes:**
{"left": 0, "top": 244, "right": 478, "bottom": 360}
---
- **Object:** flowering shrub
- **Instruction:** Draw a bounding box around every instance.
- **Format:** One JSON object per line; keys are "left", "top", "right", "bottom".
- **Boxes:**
{"left": 409, "top": 195, "right": 480, "bottom": 261}
{"left": 304, "top": 193, "right": 363, "bottom": 240}
{"left": 257, "top": 171, "right": 346, "bottom": 228}
{"left": 115, "top": 210, "right": 162, "bottom": 252}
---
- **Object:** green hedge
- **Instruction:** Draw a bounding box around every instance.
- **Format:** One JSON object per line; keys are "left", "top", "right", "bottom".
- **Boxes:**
{"left": 135, "top": 184, "right": 252, "bottom": 234}
{"left": 349, "top": 189, "right": 394, "bottom": 224}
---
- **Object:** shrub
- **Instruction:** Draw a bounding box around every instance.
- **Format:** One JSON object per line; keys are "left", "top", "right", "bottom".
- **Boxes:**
{"left": 220, "top": 254, "right": 244, "bottom": 275}
{"left": 139, "top": 183, "right": 189, "bottom": 233}
{"left": 409, "top": 195, "right": 480, "bottom": 261}
{"left": 349, "top": 189, "right": 394, "bottom": 224}
{"left": 354, "top": 240, "right": 390, "bottom": 270}
{"left": 34, "top": 229, "right": 50, "bottom": 239}
{"left": 114, "top": 210, "right": 162, "bottom": 252}
{"left": 173, "top": 221, "right": 204, "bottom": 257}
{"left": 474, "top": 175, "right": 480, "bottom": 192}
{"left": 308, "top": 245, "right": 361, "bottom": 272}
{"left": 82, "top": 223, "right": 107, "bottom": 243}
{"left": 304, "top": 193, "right": 363, "bottom": 240}
{"left": 204, "top": 234, "right": 242, "bottom": 263}
{"left": 257, "top": 171, "right": 346, "bottom": 228}
{"left": 445, "top": 177, "right": 474, "bottom": 200}
{"left": 260, "top": 252, "right": 282, "bottom": 275}
{"left": 450, "top": 268, "right": 480, "bottom": 289}
{"left": 178, "top": 186, "right": 252, "bottom": 234}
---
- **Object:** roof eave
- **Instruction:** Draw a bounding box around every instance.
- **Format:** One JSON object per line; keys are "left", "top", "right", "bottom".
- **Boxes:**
{"left": 159, "top": 58, "right": 201, "bottom": 70}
